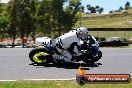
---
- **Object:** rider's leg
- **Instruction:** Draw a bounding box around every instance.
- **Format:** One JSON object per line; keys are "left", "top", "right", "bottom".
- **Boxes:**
{"left": 52, "top": 51, "right": 72, "bottom": 63}
{"left": 61, "top": 50, "right": 72, "bottom": 62}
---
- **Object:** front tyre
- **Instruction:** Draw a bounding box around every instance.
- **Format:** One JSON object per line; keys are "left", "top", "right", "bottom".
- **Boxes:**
{"left": 29, "top": 48, "right": 52, "bottom": 64}
{"left": 83, "top": 50, "right": 102, "bottom": 63}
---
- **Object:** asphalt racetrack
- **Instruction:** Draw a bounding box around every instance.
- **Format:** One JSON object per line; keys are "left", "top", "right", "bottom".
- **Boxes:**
{"left": 0, "top": 48, "right": 132, "bottom": 80}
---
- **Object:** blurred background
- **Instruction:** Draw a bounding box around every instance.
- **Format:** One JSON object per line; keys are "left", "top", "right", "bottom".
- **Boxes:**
{"left": 0, "top": 0, "right": 132, "bottom": 48}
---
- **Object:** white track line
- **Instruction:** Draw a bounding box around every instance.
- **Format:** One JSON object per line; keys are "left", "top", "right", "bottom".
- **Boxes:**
{"left": 23, "top": 78, "right": 76, "bottom": 81}
{"left": 0, "top": 78, "right": 76, "bottom": 82}
{"left": 0, "top": 77, "right": 131, "bottom": 82}
{"left": 0, "top": 80, "right": 16, "bottom": 82}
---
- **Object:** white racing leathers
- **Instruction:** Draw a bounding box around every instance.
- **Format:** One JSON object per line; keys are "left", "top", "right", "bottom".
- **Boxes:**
{"left": 52, "top": 30, "right": 98, "bottom": 63}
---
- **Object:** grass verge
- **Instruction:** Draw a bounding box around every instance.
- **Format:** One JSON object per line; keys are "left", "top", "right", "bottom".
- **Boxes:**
{"left": 89, "top": 31, "right": 132, "bottom": 39}
{"left": 101, "top": 45, "right": 132, "bottom": 48}
{"left": 0, "top": 80, "right": 132, "bottom": 88}
{"left": 75, "top": 9, "right": 132, "bottom": 28}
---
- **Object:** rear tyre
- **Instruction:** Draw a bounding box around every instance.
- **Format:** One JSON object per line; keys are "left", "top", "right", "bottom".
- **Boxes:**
{"left": 29, "top": 48, "right": 52, "bottom": 64}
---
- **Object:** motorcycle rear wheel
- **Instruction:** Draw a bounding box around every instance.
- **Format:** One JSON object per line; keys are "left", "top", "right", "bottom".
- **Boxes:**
{"left": 29, "top": 48, "right": 52, "bottom": 64}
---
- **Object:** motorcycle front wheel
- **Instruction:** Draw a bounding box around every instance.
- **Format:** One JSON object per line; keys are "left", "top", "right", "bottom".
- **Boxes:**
{"left": 82, "top": 50, "right": 102, "bottom": 63}
{"left": 29, "top": 48, "right": 52, "bottom": 64}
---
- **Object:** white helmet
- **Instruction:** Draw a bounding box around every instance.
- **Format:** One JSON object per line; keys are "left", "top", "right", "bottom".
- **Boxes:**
{"left": 76, "top": 27, "right": 89, "bottom": 40}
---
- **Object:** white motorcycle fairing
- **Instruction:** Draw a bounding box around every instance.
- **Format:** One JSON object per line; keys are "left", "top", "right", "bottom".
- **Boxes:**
{"left": 35, "top": 37, "right": 51, "bottom": 47}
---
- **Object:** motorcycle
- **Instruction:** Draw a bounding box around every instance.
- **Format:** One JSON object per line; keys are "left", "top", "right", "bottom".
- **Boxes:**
{"left": 29, "top": 37, "right": 102, "bottom": 64}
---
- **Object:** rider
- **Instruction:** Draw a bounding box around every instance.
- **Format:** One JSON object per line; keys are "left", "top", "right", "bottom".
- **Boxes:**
{"left": 52, "top": 27, "right": 99, "bottom": 63}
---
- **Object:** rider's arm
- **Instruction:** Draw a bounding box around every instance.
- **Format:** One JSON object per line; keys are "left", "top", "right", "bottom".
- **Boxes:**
{"left": 88, "top": 35, "right": 99, "bottom": 47}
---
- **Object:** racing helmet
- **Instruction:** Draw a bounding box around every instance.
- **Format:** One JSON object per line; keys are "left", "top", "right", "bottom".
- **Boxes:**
{"left": 76, "top": 27, "right": 90, "bottom": 40}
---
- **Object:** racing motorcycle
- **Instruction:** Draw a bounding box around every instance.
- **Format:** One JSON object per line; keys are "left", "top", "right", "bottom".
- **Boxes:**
{"left": 29, "top": 37, "right": 102, "bottom": 64}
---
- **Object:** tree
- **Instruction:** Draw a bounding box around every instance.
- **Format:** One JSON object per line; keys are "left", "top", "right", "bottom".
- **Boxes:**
{"left": 99, "top": 7, "right": 103, "bottom": 14}
{"left": 0, "top": 3, "right": 9, "bottom": 39}
{"left": 18, "top": 0, "right": 36, "bottom": 47}
{"left": 109, "top": 11, "right": 113, "bottom": 13}
{"left": 125, "top": 1, "right": 130, "bottom": 10}
{"left": 8, "top": 0, "right": 37, "bottom": 47}
{"left": 7, "top": 0, "right": 18, "bottom": 47}
{"left": 81, "top": 6, "right": 84, "bottom": 12}
{"left": 87, "top": 4, "right": 104, "bottom": 14}
{"left": 63, "top": 0, "right": 81, "bottom": 30}
{"left": 95, "top": 5, "right": 100, "bottom": 12}
{"left": 30, "top": 0, "right": 40, "bottom": 42}
{"left": 95, "top": 6, "right": 103, "bottom": 14}
{"left": 0, "top": 1, "right": 2, "bottom": 13}
{"left": 119, "top": 6, "right": 123, "bottom": 11}
{"left": 37, "top": 0, "right": 56, "bottom": 36}
{"left": 51, "top": 0, "right": 81, "bottom": 35}
{"left": 51, "top": 0, "right": 65, "bottom": 35}
{"left": 87, "top": 5, "right": 96, "bottom": 13}
{"left": 6, "top": 0, "right": 81, "bottom": 41}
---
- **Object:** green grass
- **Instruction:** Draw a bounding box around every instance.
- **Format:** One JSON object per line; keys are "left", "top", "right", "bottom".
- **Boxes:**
{"left": 75, "top": 9, "right": 132, "bottom": 28}
{"left": 0, "top": 80, "right": 132, "bottom": 88}
{"left": 75, "top": 9, "right": 132, "bottom": 38}
{"left": 89, "top": 31, "right": 132, "bottom": 38}
{"left": 120, "top": 46, "right": 132, "bottom": 48}
{"left": 101, "top": 46, "right": 132, "bottom": 48}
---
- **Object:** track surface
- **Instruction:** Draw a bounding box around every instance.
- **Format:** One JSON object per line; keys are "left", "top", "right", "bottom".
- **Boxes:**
{"left": 0, "top": 48, "right": 132, "bottom": 80}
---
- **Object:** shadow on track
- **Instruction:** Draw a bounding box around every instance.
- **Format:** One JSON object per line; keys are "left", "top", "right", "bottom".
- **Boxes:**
{"left": 29, "top": 62, "right": 102, "bottom": 69}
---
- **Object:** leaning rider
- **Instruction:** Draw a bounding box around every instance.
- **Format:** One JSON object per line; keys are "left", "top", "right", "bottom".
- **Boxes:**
{"left": 52, "top": 27, "right": 99, "bottom": 63}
